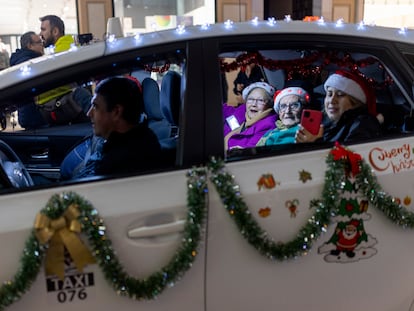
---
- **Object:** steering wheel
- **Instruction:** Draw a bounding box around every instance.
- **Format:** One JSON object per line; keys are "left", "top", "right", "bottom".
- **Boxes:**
{"left": 0, "top": 140, "right": 34, "bottom": 188}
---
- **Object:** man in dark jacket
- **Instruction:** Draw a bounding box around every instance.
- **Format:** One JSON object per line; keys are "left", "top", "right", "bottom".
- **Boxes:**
{"left": 233, "top": 63, "right": 265, "bottom": 105}
{"left": 10, "top": 31, "right": 44, "bottom": 66}
{"left": 10, "top": 31, "right": 48, "bottom": 129}
{"left": 72, "top": 77, "right": 161, "bottom": 178}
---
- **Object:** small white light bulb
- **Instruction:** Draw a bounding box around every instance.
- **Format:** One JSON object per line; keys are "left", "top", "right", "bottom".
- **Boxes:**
{"left": 267, "top": 17, "right": 276, "bottom": 26}
{"left": 20, "top": 65, "right": 31, "bottom": 76}
{"left": 224, "top": 19, "right": 234, "bottom": 29}
{"left": 176, "top": 25, "right": 186, "bottom": 34}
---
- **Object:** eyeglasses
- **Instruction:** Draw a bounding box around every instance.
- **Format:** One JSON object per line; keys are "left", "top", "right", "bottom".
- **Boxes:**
{"left": 279, "top": 101, "right": 301, "bottom": 112}
{"left": 246, "top": 97, "right": 266, "bottom": 105}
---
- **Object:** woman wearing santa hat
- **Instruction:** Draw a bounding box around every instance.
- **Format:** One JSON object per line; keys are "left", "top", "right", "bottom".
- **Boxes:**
{"left": 224, "top": 81, "right": 277, "bottom": 150}
{"left": 295, "top": 70, "right": 381, "bottom": 143}
{"left": 257, "top": 84, "right": 311, "bottom": 146}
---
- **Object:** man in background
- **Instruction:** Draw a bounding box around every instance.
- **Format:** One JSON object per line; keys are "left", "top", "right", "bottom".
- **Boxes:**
{"left": 39, "top": 15, "right": 74, "bottom": 52}
{"left": 10, "top": 31, "right": 44, "bottom": 66}
{"left": 37, "top": 14, "right": 91, "bottom": 123}
{"left": 10, "top": 31, "right": 47, "bottom": 129}
{"left": 233, "top": 62, "right": 265, "bottom": 105}
{"left": 0, "top": 37, "right": 10, "bottom": 70}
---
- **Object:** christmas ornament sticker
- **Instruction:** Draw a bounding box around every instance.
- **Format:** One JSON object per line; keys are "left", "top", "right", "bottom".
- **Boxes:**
{"left": 318, "top": 144, "right": 378, "bottom": 263}
{"left": 257, "top": 174, "right": 280, "bottom": 191}
{"left": 299, "top": 169, "right": 312, "bottom": 183}
{"left": 258, "top": 207, "right": 271, "bottom": 218}
{"left": 285, "top": 199, "right": 299, "bottom": 217}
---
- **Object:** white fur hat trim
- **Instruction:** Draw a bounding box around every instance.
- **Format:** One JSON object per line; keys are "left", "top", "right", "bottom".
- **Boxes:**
{"left": 324, "top": 73, "right": 366, "bottom": 104}
{"left": 273, "top": 87, "right": 309, "bottom": 112}
{"left": 242, "top": 82, "right": 275, "bottom": 101}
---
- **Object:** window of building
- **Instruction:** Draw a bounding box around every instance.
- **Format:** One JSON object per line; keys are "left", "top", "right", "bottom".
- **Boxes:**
{"left": 114, "top": 0, "right": 215, "bottom": 33}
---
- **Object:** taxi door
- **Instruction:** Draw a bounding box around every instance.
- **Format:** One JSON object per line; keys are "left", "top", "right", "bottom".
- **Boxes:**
{"left": 206, "top": 138, "right": 414, "bottom": 311}
{"left": 0, "top": 170, "right": 206, "bottom": 311}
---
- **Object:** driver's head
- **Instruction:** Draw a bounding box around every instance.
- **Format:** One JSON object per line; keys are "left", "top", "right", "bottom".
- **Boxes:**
{"left": 87, "top": 77, "right": 143, "bottom": 139}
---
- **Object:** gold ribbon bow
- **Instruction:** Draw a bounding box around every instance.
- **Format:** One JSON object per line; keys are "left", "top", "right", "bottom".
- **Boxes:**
{"left": 34, "top": 204, "right": 96, "bottom": 280}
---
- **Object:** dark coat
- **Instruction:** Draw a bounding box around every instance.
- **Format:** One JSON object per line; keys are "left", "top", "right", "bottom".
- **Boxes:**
{"left": 96, "top": 124, "right": 161, "bottom": 176}
{"left": 10, "top": 48, "right": 47, "bottom": 129}
{"left": 323, "top": 106, "right": 381, "bottom": 143}
{"left": 233, "top": 65, "right": 264, "bottom": 95}
{"left": 10, "top": 48, "right": 42, "bottom": 66}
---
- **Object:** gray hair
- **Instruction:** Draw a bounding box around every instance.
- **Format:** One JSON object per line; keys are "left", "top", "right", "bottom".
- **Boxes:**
{"left": 20, "top": 31, "right": 36, "bottom": 49}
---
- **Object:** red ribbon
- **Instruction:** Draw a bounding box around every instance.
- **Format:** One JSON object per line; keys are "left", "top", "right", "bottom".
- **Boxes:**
{"left": 330, "top": 142, "right": 362, "bottom": 176}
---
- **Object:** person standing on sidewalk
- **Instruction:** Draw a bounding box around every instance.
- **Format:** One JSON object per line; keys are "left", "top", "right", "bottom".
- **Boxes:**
{"left": 39, "top": 15, "right": 74, "bottom": 52}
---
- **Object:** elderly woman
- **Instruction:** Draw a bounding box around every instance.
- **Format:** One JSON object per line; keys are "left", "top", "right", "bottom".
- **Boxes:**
{"left": 257, "top": 85, "right": 310, "bottom": 146}
{"left": 296, "top": 70, "right": 381, "bottom": 143}
{"left": 224, "top": 81, "right": 277, "bottom": 150}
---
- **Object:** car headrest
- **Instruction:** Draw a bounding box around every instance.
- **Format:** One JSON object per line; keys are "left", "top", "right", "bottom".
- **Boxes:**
{"left": 160, "top": 71, "right": 181, "bottom": 126}
{"left": 142, "top": 77, "right": 163, "bottom": 121}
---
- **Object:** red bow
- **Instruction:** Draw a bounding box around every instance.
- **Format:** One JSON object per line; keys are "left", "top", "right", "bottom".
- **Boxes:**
{"left": 330, "top": 142, "right": 362, "bottom": 176}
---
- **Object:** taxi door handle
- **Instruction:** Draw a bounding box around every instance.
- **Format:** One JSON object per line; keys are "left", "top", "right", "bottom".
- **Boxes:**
{"left": 127, "top": 219, "right": 186, "bottom": 239}
{"left": 30, "top": 150, "right": 49, "bottom": 159}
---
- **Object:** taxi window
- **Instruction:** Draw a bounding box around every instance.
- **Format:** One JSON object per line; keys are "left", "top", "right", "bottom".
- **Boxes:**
{"left": 221, "top": 48, "right": 412, "bottom": 159}
{"left": 402, "top": 52, "right": 414, "bottom": 72}
{"left": 0, "top": 47, "right": 186, "bottom": 191}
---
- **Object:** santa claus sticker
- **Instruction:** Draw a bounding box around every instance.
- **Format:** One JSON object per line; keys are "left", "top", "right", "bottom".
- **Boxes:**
{"left": 318, "top": 143, "right": 378, "bottom": 263}
{"left": 318, "top": 178, "right": 378, "bottom": 263}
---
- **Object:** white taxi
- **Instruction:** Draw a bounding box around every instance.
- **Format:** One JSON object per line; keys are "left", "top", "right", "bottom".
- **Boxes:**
{"left": 0, "top": 18, "right": 413, "bottom": 311}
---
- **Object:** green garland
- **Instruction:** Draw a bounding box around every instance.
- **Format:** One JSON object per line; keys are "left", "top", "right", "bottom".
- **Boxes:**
{"left": 0, "top": 167, "right": 207, "bottom": 310}
{"left": 208, "top": 148, "right": 414, "bottom": 261}
{"left": 208, "top": 157, "right": 329, "bottom": 260}
{"left": 354, "top": 154, "right": 414, "bottom": 227}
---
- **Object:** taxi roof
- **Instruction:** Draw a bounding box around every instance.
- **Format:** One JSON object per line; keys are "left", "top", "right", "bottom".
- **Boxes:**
{"left": 0, "top": 19, "right": 413, "bottom": 90}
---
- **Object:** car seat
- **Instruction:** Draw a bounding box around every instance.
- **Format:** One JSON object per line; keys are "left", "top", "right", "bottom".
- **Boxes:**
{"left": 142, "top": 77, "right": 172, "bottom": 141}
{"left": 359, "top": 61, "right": 408, "bottom": 134}
{"left": 159, "top": 71, "right": 181, "bottom": 149}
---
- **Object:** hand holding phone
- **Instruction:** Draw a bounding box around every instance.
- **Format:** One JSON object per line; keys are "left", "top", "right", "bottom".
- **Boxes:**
{"left": 300, "top": 109, "right": 323, "bottom": 135}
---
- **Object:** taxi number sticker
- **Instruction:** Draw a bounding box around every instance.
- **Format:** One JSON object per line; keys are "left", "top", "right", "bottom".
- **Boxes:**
{"left": 46, "top": 272, "right": 95, "bottom": 303}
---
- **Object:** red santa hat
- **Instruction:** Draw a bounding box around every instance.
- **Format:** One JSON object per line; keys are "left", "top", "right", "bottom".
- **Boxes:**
{"left": 273, "top": 87, "right": 310, "bottom": 113}
{"left": 242, "top": 82, "right": 276, "bottom": 101}
{"left": 324, "top": 70, "right": 376, "bottom": 117}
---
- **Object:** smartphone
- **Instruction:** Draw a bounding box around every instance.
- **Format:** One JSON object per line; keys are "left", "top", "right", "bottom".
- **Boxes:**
{"left": 300, "top": 109, "right": 323, "bottom": 135}
{"left": 226, "top": 115, "right": 241, "bottom": 131}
